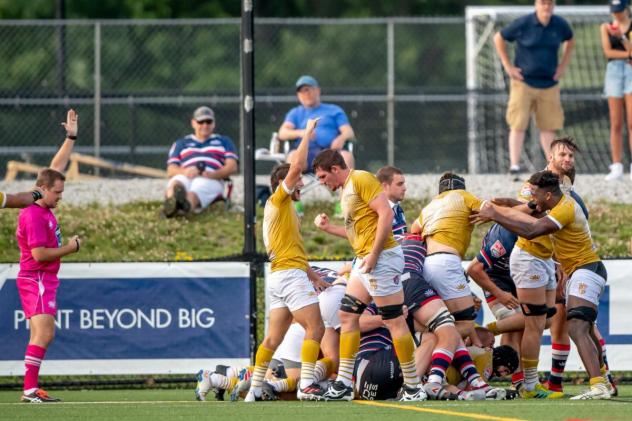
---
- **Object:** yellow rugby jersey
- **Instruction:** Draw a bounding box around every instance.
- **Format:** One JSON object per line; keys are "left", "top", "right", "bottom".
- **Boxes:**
{"left": 416, "top": 190, "right": 482, "bottom": 258}
{"left": 547, "top": 194, "right": 600, "bottom": 275}
{"left": 515, "top": 181, "right": 554, "bottom": 259}
{"left": 0, "top": 191, "right": 5, "bottom": 208}
{"left": 446, "top": 346, "right": 492, "bottom": 386}
{"left": 262, "top": 182, "right": 308, "bottom": 272}
{"left": 341, "top": 170, "right": 398, "bottom": 258}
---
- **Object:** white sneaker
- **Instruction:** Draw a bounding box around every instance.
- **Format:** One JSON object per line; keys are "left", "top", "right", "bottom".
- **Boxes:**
{"left": 244, "top": 389, "right": 262, "bottom": 402}
{"left": 194, "top": 369, "right": 211, "bottom": 401}
{"left": 570, "top": 383, "right": 610, "bottom": 400}
{"left": 605, "top": 163, "right": 624, "bottom": 181}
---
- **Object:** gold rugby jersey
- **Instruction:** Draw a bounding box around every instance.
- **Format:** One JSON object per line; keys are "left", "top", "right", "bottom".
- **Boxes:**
{"left": 341, "top": 170, "right": 398, "bottom": 258}
{"left": 416, "top": 190, "right": 482, "bottom": 258}
{"left": 515, "top": 181, "right": 554, "bottom": 259}
{"left": 0, "top": 191, "right": 5, "bottom": 208}
{"left": 446, "top": 346, "right": 492, "bottom": 386}
{"left": 547, "top": 194, "right": 600, "bottom": 275}
{"left": 263, "top": 182, "right": 308, "bottom": 272}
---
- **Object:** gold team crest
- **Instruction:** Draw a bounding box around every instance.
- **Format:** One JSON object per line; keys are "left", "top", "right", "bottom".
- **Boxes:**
{"left": 369, "top": 277, "right": 378, "bottom": 291}
{"left": 456, "top": 283, "right": 466, "bottom": 291}
{"left": 578, "top": 282, "right": 587, "bottom": 295}
{"left": 529, "top": 274, "right": 540, "bottom": 281}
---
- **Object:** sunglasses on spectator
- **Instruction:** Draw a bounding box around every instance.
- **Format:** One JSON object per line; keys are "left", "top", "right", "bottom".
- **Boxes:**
{"left": 197, "top": 119, "right": 214, "bottom": 125}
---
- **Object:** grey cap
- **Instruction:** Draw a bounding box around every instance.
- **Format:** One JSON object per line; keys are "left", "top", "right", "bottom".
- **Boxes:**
{"left": 192, "top": 106, "right": 215, "bottom": 122}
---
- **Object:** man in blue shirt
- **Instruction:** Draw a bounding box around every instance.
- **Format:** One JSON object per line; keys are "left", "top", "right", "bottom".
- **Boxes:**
{"left": 163, "top": 106, "right": 239, "bottom": 217}
{"left": 493, "top": 0, "right": 575, "bottom": 176}
{"left": 278, "top": 75, "right": 355, "bottom": 171}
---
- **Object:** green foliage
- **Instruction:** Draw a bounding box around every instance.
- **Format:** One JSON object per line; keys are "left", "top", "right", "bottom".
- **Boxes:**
{"left": 1, "top": 199, "right": 630, "bottom": 263}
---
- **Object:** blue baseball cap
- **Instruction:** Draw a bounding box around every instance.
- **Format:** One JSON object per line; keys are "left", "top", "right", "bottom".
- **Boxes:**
{"left": 295, "top": 75, "right": 319, "bottom": 90}
{"left": 610, "top": 0, "right": 629, "bottom": 13}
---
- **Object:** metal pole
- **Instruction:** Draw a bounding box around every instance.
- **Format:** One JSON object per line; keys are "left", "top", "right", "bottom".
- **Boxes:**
{"left": 241, "top": 0, "right": 257, "bottom": 359}
{"left": 55, "top": 0, "right": 66, "bottom": 97}
{"left": 386, "top": 19, "right": 395, "bottom": 167}
{"left": 94, "top": 22, "right": 101, "bottom": 176}
{"left": 465, "top": 8, "right": 479, "bottom": 174}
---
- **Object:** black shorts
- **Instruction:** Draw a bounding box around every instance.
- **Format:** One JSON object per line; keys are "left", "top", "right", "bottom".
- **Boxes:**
{"left": 483, "top": 274, "right": 517, "bottom": 301}
{"left": 403, "top": 272, "right": 440, "bottom": 314}
{"left": 354, "top": 348, "right": 402, "bottom": 400}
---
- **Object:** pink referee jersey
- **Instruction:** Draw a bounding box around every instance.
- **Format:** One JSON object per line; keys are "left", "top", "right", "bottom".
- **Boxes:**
{"left": 17, "top": 204, "right": 62, "bottom": 274}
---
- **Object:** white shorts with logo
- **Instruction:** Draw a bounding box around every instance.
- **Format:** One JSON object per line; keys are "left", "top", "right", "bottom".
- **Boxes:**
{"left": 509, "top": 247, "right": 556, "bottom": 290}
{"left": 268, "top": 268, "right": 319, "bottom": 312}
{"left": 566, "top": 268, "right": 606, "bottom": 306}
{"left": 351, "top": 246, "right": 404, "bottom": 297}
{"left": 423, "top": 253, "right": 471, "bottom": 300}
{"left": 167, "top": 174, "right": 224, "bottom": 209}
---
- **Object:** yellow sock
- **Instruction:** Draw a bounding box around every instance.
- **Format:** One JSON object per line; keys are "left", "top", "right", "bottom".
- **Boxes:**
{"left": 522, "top": 357, "right": 539, "bottom": 390}
{"left": 393, "top": 333, "right": 419, "bottom": 387}
{"left": 486, "top": 321, "right": 500, "bottom": 336}
{"left": 300, "top": 339, "right": 321, "bottom": 388}
{"left": 227, "top": 377, "right": 239, "bottom": 393}
{"left": 600, "top": 365, "right": 607, "bottom": 377}
{"left": 337, "top": 331, "right": 360, "bottom": 386}
{"left": 590, "top": 376, "right": 606, "bottom": 386}
{"left": 251, "top": 345, "right": 275, "bottom": 392}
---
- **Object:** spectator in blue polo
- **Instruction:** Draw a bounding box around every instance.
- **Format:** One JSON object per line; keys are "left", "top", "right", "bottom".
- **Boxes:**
{"left": 494, "top": 0, "right": 575, "bottom": 176}
{"left": 278, "top": 75, "right": 356, "bottom": 171}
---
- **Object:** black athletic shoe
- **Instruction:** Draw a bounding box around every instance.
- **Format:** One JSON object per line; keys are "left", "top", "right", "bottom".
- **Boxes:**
{"left": 173, "top": 183, "right": 191, "bottom": 213}
{"left": 322, "top": 380, "right": 353, "bottom": 401}
{"left": 21, "top": 389, "right": 61, "bottom": 403}
{"left": 297, "top": 383, "right": 327, "bottom": 401}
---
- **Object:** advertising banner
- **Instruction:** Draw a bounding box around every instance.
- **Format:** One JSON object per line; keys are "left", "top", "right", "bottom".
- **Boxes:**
{"left": 0, "top": 262, "right": 251, "bottom": 375}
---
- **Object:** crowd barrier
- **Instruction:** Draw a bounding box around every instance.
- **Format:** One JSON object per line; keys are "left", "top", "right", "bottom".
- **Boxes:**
{"left": 0, "top": 262, "right": 251, "bottom": 375}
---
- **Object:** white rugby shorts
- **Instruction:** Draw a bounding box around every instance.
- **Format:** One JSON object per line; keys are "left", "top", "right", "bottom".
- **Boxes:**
{"left": 351, "top": 246, "right": 404, "bottom": 297}
{"left": 423, "top": 253, "right": 472, "bottom": 300}
{"left": 566, "top": 268, "right": 606, "bottom": 306}
{"left": 268, "top": 268, "right": 319, "bottom": 312}
{"left": 509, "top": 247, "right": 556, "bottom": 290}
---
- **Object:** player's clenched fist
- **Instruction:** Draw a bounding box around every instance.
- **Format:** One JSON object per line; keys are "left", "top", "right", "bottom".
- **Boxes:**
{"left": 314, "top": 213, "right": 329, "bottom": 231}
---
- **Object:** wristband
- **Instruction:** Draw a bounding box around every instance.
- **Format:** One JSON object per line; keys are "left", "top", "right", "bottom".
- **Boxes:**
{"left": 67, "top": 134, "right": 77, "bottom": 140}
{"left": 75, "top": 238, "right": 80, "bottom": 252}
{"left": 31, "top": 190, "right": 43, "bottom": 202}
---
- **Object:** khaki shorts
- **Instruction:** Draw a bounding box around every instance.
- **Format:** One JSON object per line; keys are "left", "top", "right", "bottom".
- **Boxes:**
{"left": 506, "top": 80, "right": 564, "bottom": 131}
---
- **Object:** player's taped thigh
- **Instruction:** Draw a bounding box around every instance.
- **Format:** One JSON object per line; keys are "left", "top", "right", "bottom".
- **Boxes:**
{"left": 339, "top": 294, "right": 367, "bottom": 314}
{"left": 546, "top": 307, "right": 557, "bottom": 319}
{"left": 378, "top": 303, "right": 404, "bottom": 320}
{"left": 566, "top": 306, "right": 597, "bottom": 323}
{"left": 520, "top": 302, "right": 548, "bottom": 317}
{"left": 451, "top": 306, "right": 477, "bottom": 321}
{"left": 426, "top": 307, "right": 455, "bottom": 332}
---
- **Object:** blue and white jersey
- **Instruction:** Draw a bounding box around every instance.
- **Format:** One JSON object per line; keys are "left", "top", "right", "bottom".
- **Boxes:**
{"left": 391, "top": 201, "right": 407, "bottom": 237}
{"left": 358, "top": 304, "right": 393, "bottom": 360}
{"left": 167, "top": 134, "right": 238, "bottom": 172}
{"left": 401, "top": 235, "right": 426, "bottom": 277}
{"left": 310, "top": 266, "right": 343, "bottom": 284}
{"left": 476, "top": 223, "right": 517, "bottom": 282}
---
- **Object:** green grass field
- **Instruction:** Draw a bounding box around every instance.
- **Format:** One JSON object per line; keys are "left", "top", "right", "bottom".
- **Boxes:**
{"left": 0, "top": 386, "right": 631, "bottom": 421}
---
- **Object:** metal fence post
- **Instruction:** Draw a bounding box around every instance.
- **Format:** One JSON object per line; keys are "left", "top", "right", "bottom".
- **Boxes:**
{"left": 386, "top": 19, "right": 395, "bottom": 167}
{"left": 94, "top": 21, "right": 101, "bottom": 175}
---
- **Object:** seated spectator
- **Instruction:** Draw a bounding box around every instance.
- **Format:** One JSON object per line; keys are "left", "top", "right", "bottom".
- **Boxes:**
{"left": 278, "top": 75, "right": 355, "bottom": 172}
{"left": 163, "top": 106, "right": 238, "bottom": 217}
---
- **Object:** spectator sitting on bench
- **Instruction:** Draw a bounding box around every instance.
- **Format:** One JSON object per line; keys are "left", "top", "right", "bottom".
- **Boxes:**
{"left": 163, "top": 106, "right": 239, "bottom": 218}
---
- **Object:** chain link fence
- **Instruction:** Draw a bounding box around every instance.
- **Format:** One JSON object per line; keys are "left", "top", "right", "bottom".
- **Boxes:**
{"left": 0, "top": 18, "right": 468, "bottom": 178}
